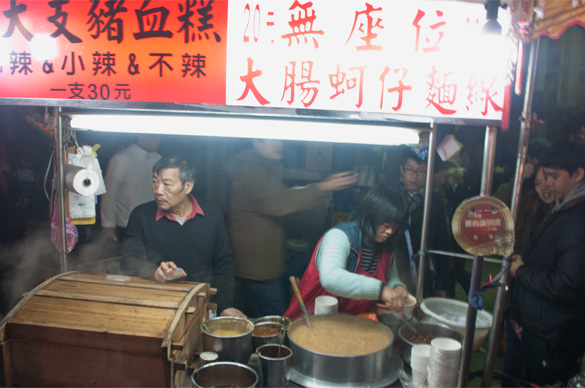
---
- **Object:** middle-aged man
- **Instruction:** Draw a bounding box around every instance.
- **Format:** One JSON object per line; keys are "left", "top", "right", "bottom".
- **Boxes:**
{"left": 508, "top": 139, "right": 585, "bottom": 386}
{"left": 121, "top": 155, "right": 244, "bottom": 317}
{"left": 224, "top": 139, "right": 358, "bottom": 318}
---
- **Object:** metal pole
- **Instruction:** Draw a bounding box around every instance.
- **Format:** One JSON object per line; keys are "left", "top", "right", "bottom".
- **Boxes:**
{"left": 482, "top": 38, "right": 540, "bottom": 387}
{"left": 53, "top": 107, "right": 68, "bottom": 273}
{"left": 458, "top": 125, "right": 497, "bottom": 387}
{"left": 415, "top": 123, "right": 437, "bottom": 302}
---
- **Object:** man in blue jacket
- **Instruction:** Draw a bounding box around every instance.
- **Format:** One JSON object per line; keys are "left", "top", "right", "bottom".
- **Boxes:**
{"left": 509, "top": 139, "right": 585, "bottom": 386}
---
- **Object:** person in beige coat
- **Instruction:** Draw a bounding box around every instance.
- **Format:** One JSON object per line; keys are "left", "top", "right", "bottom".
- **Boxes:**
{"left": 225, "top": 139, "right": 357, "bottom": 317}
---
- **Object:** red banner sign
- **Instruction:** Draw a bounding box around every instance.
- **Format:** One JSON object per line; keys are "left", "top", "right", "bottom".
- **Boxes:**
{"left": 0, "top": 1, "right": 513, "bottom": 122}
{"left": 0, "top": 0, "right": 228, "bottom": 104}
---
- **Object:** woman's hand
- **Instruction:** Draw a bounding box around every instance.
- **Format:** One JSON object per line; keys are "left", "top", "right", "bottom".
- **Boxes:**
{"left": 380, "top": 285, "right": 405, "bottom": 313}
{"left": 510, "top": 254, "right": 525, "bottom": 278}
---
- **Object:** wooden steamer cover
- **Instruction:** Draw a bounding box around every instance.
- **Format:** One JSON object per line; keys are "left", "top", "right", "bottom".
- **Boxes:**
{"left": 0, "top": 272, "right": 212, "bottom": 387}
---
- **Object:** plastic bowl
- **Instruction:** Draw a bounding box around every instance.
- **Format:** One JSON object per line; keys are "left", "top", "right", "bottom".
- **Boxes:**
{"left": 420, "top": 297, "right": 493, "bottom": 352}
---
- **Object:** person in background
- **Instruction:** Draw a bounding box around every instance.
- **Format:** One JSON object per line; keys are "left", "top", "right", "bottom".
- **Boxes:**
{"left": 563, "top": 118, "right": 585, "bottom": 146}
{"left": 443, "top": 143, "right": 484, "bottom": 297}
{"left": 493, "top": 138, "right": 551, "bottom": 208}
{"left": 284, "top": 184, "right": 409, "bottom": 319}
{"left": 100, "top": 134, "right": 162, "bottom": 243}
{"left": 508, "top": 140, "right": 585, "bottom": 386}
{"left": 391, "top": 147, "right": 450, "bottom": 298}
{"left": 121, "top": 156, "right": 244, "bottom": 318}
{"left": 501, "top": 163, "right": 555, "bottom": 386}
{"left": 224, "top": 139, "right": 358, "bottom": 318}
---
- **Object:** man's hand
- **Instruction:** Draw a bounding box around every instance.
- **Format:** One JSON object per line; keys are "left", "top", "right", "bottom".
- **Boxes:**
{"left": 154, "top": 261, "right": 178, "bottom": 282}
{"left": 220, "top": 307, "right": 247, "bottom": 318}
{"left": 510, "top": 254, "right": 525, "bottom": 278}
{"left": 317, "top": 171, "right": 358, "bottom": 192}
{"left": 102, "top": 227, "right": 118, "bottom": 242}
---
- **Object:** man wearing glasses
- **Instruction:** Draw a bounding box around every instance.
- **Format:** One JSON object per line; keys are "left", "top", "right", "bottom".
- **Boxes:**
{"left": 391, "top": 147, "right": 450, "bottom": 298}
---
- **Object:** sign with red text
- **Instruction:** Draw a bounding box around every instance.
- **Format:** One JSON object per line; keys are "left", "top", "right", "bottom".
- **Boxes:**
{"left": 0, "top": 0, "right": 228, "bottom": 104}
{"left": 452, "top": 196, "right": 515, "bottom": 257}
{"left": 0, "top": 1, "right": 512, "bottom": 122}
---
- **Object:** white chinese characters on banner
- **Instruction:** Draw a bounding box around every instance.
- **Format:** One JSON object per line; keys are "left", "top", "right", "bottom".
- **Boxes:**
{"left": 226, "top": 0, "right": 513, "bottom": 121}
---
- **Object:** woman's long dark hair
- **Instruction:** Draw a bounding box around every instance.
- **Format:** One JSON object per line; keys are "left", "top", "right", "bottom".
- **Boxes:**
{"left": 514, "top": 164, "right": 553, "bottom": 255}
{"left": 350, "top": 184, "right": 408, "bottom": 242}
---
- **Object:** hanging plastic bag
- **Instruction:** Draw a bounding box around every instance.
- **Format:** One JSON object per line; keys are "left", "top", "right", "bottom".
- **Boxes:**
{"left": 50, "top": 195, "right": 78, "bottom": 253}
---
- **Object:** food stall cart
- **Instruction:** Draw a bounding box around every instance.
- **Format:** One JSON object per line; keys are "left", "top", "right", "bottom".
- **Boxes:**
{"left": 0, "top": 1, "right": 517, "bottom": 386}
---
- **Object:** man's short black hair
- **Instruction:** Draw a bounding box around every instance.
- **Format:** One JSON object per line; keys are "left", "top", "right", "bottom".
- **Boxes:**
{"left": 153, "top": 155, "right": 195, "bottom": 184}
{"left": 400, "top": 147, "right": 426, "bottom": 167}
{"left": 540, "top": 140, "right": 585, "bottom": 174}
{"left": 350, "top": 184, "right": 408, "bottom": 242}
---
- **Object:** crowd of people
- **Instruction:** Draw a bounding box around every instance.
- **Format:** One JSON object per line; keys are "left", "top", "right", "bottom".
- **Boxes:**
{"left": 1, "top": 115, "right": 584, "bottom": 385}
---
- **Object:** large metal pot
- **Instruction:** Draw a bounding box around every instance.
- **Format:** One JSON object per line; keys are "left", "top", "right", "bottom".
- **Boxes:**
{"left": 396, "top": 322, "right": 463, "bottom": 363}
{"left": 287, "top": 313, "right": 401, "bottom": 388}
{"left": 201, "top": 317, "right": 253, "bottom": 363}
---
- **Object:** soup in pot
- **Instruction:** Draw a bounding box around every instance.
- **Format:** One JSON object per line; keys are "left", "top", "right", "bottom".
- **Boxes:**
{"left": 288, "top": 314, "right": 392, "bottom": 356}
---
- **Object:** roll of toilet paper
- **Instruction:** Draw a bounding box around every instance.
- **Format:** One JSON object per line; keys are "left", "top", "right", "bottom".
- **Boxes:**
{"left": 64, "top": 164, "right": 100, "bottom": 196}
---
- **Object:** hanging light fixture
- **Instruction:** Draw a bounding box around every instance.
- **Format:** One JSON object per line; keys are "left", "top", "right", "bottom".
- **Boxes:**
{"left": 482, "top": 0, "right": 504, "bottom": 35}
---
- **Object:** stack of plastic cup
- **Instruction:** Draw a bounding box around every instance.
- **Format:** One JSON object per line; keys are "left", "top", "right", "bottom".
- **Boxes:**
{"left": 427, "top": 337, "right": 462, "bottom": 388}
{"left": 410, "top": 344, "right": 430, "bottom": 386}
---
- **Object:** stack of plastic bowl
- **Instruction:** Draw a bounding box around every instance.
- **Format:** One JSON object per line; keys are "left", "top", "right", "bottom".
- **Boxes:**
{"left": 410, "top": 344, "right": 430, "bottom": 387}
{"left": 420, "top": 297, "right": 493, "bottom": 352}
{"left": 427, "top": 337, "right": 462, "bottom": 388}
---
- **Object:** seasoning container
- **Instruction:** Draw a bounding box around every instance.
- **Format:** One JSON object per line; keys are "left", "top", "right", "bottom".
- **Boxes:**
{"left": 248, "top": 352, "right": 264, "bottom": 387}
{"left": 199, "top": 351, "right": 218, "bottom": 366}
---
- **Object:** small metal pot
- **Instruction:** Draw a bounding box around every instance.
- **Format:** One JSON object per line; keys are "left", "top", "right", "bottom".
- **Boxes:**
{"left": 252, "top": 322, "right": 284, "bottom": 351}
{"left": 396, "top": 322, "right": 463, "bottom": 363}
{"left": 254, "top": 315, "right": 291, "bottom": 329}
{"left": 191, "top": 361, "right": 258, "bottom": 388}
{"left": 201, "top": 316, "right": 254, "bottom": 363}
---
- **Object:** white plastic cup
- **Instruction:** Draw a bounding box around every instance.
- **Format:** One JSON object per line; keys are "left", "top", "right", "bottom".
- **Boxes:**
{"left": 314, "top": 295, "right": 338, "bottom": 315}
{"left": 401, "top": 294, "right": 417, "bottom": 319}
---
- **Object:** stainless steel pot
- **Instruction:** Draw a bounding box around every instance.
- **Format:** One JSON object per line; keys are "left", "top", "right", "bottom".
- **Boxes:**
{"left": 252, "top": 321, "right": 284, "bottom": 351}
{"left": 201, "top": 316, "right": 253, "bottom": 363}
{"left": 254, "top": 315, "right": 291, "bottom": 329}
{"left": 287, "top": 314, "right": 400, "bottom": 388}
{"left": 396, "top": 322, "right": 463, "bottom": 363}
{"left": 191, "top": 361, "right": 258, "bottom": 388}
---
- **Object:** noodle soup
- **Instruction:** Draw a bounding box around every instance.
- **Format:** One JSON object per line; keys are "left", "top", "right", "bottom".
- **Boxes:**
{"left": 288, "top": 314, "right": 392, "bottom": 356}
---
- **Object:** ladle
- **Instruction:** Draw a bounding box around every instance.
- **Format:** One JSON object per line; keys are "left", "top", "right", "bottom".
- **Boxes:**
{"left": 397, "top": 313, "right": 424, "bottom": 337}
{"left": 201, "top": 321, "right": 211, "bottom": 334}
{"left": 375, "top": 303, "right": 424, "bottom": 337}
{"left": 289, "top": 276, "right": 312, "bottom": 328}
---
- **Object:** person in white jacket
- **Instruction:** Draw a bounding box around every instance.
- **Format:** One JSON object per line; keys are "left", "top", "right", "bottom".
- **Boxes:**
{"left": 100, "top": 134, "right": 161, "bottom": 243}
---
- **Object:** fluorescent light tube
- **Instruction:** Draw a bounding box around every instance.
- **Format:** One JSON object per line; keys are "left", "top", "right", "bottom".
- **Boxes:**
{"left": 67, "top": 114, "right": 421, "bottom": 146}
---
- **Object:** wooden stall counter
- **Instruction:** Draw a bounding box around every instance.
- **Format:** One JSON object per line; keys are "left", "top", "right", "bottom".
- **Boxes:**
{"left": 0, "top": 272, "right": 213, "bottom": 387}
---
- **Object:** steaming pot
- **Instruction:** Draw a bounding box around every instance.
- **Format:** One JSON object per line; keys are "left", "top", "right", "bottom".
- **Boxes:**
{"left": 287, "top": 314, "right": 402, "bottom": 387}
